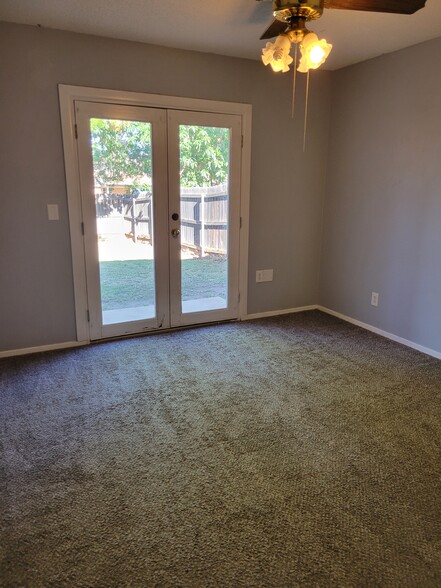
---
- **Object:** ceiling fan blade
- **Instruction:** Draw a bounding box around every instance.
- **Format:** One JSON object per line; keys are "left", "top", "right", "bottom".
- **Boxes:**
{"left": 324, "top": 0, "right": 426, "bottom": 15}
{"left": 260, "top": 19, "right": 288, "bottom": 40}
{"left": 250, "top": 0, "right": 274, "bottom": 24}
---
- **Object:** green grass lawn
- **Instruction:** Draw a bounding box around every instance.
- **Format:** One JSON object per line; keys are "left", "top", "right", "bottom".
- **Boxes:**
{"left": 99, "top": 257, "right": 227, "bottom": 311}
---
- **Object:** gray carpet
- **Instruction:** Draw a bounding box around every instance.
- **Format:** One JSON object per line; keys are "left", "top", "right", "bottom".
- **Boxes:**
{"left": 1, "top": 310, "right": 440, "bottom": 587}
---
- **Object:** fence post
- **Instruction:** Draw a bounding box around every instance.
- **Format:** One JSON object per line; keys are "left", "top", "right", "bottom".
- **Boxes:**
{"left": 200, "top": 192, "right": 205, "bottom": 257}
{"left": 147, "top": 198, "right": 152, "bottom": 242}
{"left": 130, "top": 196, "right": 136, "bottom": 243}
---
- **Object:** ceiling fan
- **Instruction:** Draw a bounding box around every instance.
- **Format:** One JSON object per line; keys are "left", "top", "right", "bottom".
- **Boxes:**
{"left": 258, "top": 0, "right": 427, "bottom": 73}
{"left": 256, "top": 0, "right": 427, "bottom": 149}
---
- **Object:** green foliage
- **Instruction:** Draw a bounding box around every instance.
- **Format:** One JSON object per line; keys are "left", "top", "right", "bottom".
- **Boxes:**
{"left": 90, "top": 118, "right": 152, "bottom": 187}
{"left": 90, "top": 119, "right": 229, "bottom": 190}
{"left": 179, "top": 126, "right": 229, "bottom": 187}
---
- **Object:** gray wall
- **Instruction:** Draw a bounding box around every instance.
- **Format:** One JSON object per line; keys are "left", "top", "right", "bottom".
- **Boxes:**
{"left": 0, "top": 21, "right": 331, "bottom": 352}
{"left": 320, "top": 37, "right": 441, "bottom": 353}
{"left": 2, "top": 21, "right": 439, "bottom": 356}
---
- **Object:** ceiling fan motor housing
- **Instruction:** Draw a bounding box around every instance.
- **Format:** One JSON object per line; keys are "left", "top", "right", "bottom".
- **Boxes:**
{"left": 272, "top": 0, "right": 324, "bottom": 22}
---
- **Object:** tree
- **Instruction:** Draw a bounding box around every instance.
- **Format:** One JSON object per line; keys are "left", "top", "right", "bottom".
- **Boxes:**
{"left": 179, "top": 125, "right": 229, "bottom": 187}
{"left": 90, "top": 119, "right": 229, "bottom": 190}
{"left": 90, "top": 118, "right": 152, "bottom": 189}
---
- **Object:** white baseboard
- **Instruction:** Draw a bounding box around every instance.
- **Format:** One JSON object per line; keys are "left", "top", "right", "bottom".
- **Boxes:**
{"left": 318, "top": 306, "right": 441, "bottom": 360}
{"left": 0, "top": 340, "right": 87, "bottom": 359}
{"left": 3, "top": 308, "right": 439, "bottom": 361}
{"left": 244, "top": 305, "right": 318, "bottom": 321}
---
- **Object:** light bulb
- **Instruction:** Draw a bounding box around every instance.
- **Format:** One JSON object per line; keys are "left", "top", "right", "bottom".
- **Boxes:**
{"left": 309, "top": 45, "right": 325, "bottom": 64}
{"left": 271, "top": 63, "right": 284, "bottom": 72}
{"left": 298, "top": 32, "right": 332, "bottom": 73}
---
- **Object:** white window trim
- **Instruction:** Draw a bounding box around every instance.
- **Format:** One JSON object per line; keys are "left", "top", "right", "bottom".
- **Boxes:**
{"left": 58, "top": 84, "right": 252, "bottom": 343}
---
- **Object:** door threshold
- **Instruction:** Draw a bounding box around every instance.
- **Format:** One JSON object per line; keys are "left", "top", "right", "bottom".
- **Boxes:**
{"left": 91, "top": 318, "right": 238, "bottom": 346}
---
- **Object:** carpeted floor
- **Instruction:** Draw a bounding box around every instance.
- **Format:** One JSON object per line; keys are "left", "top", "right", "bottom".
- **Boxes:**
{"left": 1, "top": 310, "right": 440, "bottom": 587}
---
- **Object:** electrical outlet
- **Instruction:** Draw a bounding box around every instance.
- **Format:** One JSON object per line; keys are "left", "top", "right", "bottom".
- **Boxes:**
{"left": 263, "top": 269, "right": 273, "bottom": 282}
{"left": 256, "top": 269, "right": 273, "bottom": 283}
{"left": 47, "top": 204, "right": 59, "bottom": 221}
{"left": 371, "top": 292, "right": 379, "bottom": 307}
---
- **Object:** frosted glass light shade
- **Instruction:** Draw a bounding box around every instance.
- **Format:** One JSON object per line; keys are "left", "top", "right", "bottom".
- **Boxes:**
{"left": 298, "top": 33, "right": 332, "bottom": 73}
{"left": 261, "top": 34, "right": 293, "bottom": 73}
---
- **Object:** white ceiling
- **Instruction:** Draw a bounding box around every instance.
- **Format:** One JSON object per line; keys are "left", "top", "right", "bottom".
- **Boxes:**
{"left": 1, "top": 0, "right": 441, "bottom": 70}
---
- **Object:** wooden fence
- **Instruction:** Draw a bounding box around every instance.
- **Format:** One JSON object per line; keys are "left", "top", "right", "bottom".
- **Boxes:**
{"left": 123, "top": 192, "right": 152, "bottom": 244}
{"left": 122, "top": 183, "right": 228, "bottom": 255}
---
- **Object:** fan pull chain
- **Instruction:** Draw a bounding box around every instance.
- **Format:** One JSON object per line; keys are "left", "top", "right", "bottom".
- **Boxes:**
{"left": 303, "top": 69, "right": 310, "bottom": 153}
{"left": 291, "top": 43, "right": 298, "bottom": 118}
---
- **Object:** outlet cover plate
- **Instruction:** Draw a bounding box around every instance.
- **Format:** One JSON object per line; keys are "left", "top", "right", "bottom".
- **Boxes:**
{"left": 256, "top": 269, "right": 273, "bottom": 283}
{"left": 47, "top": 204, "right": 59, "bottom": 221}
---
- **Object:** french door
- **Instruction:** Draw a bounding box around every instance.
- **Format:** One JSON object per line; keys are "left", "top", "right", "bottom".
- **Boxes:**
{"left": 75, "top": 101, "right": 242, "bottom": 340}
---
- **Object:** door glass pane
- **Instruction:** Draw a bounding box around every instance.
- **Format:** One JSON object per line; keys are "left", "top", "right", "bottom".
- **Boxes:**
{"left": 178, "top": 125, "right": 230, "bottom": 313}
{"left": 90, "top": 118, "right": 156, "bottom": 325}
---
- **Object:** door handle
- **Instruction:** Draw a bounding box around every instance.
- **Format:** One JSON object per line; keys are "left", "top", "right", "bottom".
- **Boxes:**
{"left": 171, "top": 228, "right": 180, "bottom": 238}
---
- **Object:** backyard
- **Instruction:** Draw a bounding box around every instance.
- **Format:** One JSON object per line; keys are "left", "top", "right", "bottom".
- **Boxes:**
{"left": 99, "top": 256, "right": 227, "bottom": 312}
{"left": 92, "top": 118, "right": 231, "bottom": 319}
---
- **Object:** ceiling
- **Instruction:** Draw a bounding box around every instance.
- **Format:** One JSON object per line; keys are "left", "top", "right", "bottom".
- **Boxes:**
{"left": 1, "top": 0, "right": 441, "bottom": 70}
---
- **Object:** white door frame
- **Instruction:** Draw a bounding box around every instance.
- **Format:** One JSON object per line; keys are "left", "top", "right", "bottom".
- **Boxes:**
{"left": 59, "top": 84, "right": 252, "bottom": 343}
